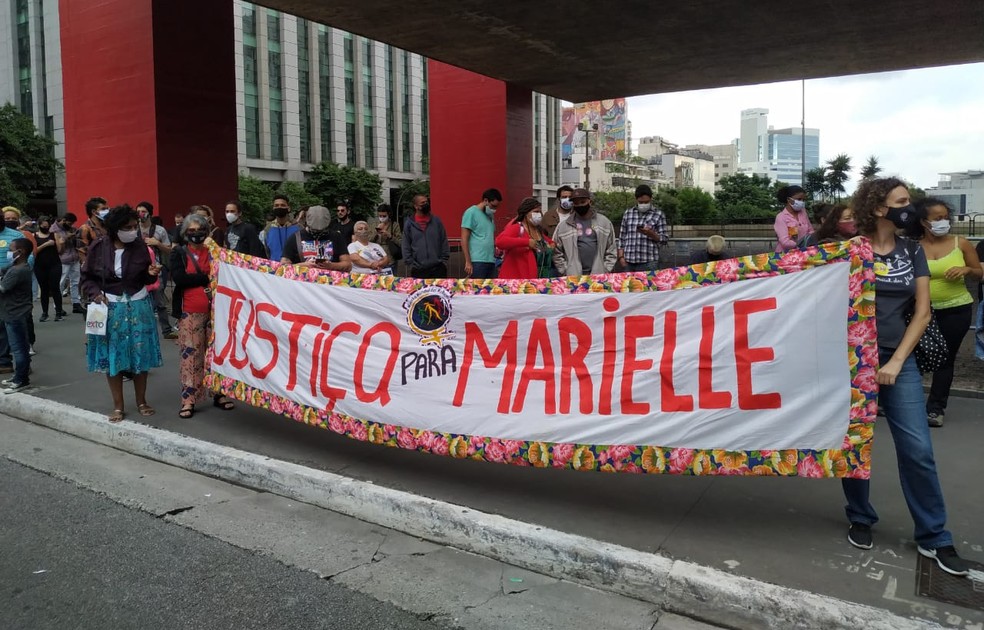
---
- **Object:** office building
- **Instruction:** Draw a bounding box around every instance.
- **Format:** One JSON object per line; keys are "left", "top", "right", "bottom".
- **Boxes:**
{"left": 683, "top": 143, "right": 738, "bottom": 190}
{"left": 925, "top": 171, "right": 984, "bottom": 216}
{"left": 0, "top": 1, "right": 563, "bottom": 213}
{"left": 737, "top": 108, "right": 818, "bottom": 187}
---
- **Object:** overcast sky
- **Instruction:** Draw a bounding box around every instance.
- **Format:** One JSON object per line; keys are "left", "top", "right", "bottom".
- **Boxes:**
{"left": 623, "top": 62, "right": 984, "bottom": 192}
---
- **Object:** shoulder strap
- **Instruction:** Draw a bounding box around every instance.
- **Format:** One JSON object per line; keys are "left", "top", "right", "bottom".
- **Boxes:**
{"left": 178, "top": 246, "right": 204, "bottom": 275}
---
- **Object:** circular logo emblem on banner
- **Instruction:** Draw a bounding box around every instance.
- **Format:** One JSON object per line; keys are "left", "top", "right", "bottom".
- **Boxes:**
{"left": 403, "top": 286, "right": 455, "bottom": 346}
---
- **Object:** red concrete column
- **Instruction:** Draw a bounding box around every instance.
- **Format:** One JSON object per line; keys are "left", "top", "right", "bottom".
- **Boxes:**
{"left": 427, "top": 61, "right": 532, "bottom": 240}
{"left": 59, "top": 0, "right": 238, "bottom": 225}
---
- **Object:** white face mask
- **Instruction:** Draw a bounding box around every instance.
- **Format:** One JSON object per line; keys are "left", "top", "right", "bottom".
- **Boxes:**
{"left": 637, "top": 203, "right": 652, "bottom": 211}
{"left": 559, "top": 198, "right": 573, "bottom": 211}
{"left": 118, "top": 229, "right": 139, "bottom": 244}
{"left": 790, "top": 199, "right": 806, "bottom": 212}
{"left": 928, "top": 219, "right": 951, "bottom": 236}
{"left": 530, "top": 212, "right": 543, "bottom": 226}
{"left": 225, "top": 212, "right": 239, "bottom": 224}
{"left": 96, "top": 209, "right": 110, "bottom": 221}
{"left": 377, "top": 216, "right": 388, "bottom": 223}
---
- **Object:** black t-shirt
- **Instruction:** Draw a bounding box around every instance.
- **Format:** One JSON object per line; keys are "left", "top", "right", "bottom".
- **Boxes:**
{"left": 280, "top": 229, "right": 349, "bottom": 264}
{"left": 330, "top": 220, "right": 355, "bottom": 246}
{"left": 875, "top": 237, "right": 929, "bottom": 350}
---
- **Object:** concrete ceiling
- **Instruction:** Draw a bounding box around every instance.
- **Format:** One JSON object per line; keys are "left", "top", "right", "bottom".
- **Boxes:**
{"left": 261, "top": 0, "right": 984, "bottom": 102}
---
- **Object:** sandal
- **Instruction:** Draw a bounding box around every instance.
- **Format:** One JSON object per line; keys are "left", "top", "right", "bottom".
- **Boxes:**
{"left": 178, "top": 405, "right": 195, "bottom": 419}
{"left": 213, "top": 395, "right": 235, "bottom": 411}
{"left": 109, "top": 409, "right": 125, "bottom": 423}
{"left": 137, "top": 403, "right": 156, "bottom": 417}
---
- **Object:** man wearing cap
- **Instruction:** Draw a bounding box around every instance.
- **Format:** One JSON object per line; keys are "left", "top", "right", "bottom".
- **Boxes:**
{"left": 553, "top": 188, "right": 617, "bottom": 276}
{"left": 618, "top": 184, "right": 667, "bottom": 272}
{"left": 280, "top": 205, "right": 352, "bottom": 272}
{"left": 690, "top": 235, "right": 731, "bottom": 264}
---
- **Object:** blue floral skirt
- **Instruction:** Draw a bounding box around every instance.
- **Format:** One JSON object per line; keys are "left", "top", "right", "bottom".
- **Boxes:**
{"left": 86, "top": 295, "right": 163, "bottom": 377}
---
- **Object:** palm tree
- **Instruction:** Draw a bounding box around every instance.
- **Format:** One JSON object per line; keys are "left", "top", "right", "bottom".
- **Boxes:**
{"left": 804, "top": 167, "right": 829, "bottom": 202}
{"left": 825, "top": 154, "right": 852, "bottom": 201}
{"left": 860, "top": 156, "right": 882, "bottom": 180}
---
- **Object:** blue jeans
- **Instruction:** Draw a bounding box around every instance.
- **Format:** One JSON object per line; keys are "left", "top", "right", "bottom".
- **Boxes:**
{"left": 471, "top": 261, "right": 497, "bottom": 279}
{"left": 625, "top": 261, "right": 659, "bottom": 273}
{"left": 5, "top": 316, "right": 31, "bottom": 386}
{"left": 842, "top": 350, "right": 951, "bottom": 548}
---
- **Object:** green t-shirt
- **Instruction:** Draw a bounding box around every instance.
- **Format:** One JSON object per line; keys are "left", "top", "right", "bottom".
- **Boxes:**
{"left": 461, "top": 205, "right": 496, "bottom": 263}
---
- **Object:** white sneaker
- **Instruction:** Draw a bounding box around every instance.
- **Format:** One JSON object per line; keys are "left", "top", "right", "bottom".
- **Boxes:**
{"left": 28, "top": 346, "right": 36, "bottom": 356}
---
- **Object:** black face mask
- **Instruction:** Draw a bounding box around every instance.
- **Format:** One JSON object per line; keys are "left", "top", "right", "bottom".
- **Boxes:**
{"left": 186, "top": 233, "right": 207, "bottom": 244}
{"left": 574, "top": 205, "right": 591, "bottom": 217}
{"left": 273, "top": 208, "right": 289, "bottom": 218}
{"left": 418, "top": 202, "right": 431, "bottom": 214}
{"left": 5, "top": 220, "right": 19, "bottom": 230}
{"left": 885, "top": 204, "right": 917, "bottom": 229}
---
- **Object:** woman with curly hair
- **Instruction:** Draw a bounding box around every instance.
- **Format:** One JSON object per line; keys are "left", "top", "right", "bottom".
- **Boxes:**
{"left": 81, "top": 204, "right": 163, "bottom": 422}
{"left": 840, "top": 177, "right": 969, "bottom": 576}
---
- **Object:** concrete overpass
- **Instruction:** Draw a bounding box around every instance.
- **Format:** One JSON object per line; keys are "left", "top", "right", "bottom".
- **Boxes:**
{"left": 57, "top": 0, "right": 984, "bottom": 229}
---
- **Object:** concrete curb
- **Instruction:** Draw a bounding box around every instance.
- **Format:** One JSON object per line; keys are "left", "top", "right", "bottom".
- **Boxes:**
{"left": 0, "top": 394, "right": 939, "bottom": 630}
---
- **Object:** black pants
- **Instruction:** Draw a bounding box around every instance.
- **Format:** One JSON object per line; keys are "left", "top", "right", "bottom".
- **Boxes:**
{"left": 926, "top": 303, "right": 972, "bottom": 414}
{"left": 411, "top": 262, "right": 447, "bottom": 279}
{"left": 34, "top": 262, "right": 63, "bottom": 316}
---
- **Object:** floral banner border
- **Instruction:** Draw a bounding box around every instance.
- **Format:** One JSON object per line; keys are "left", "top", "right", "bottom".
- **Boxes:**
{"left": 203, "top": 241, "right": 877, "bottom": 477}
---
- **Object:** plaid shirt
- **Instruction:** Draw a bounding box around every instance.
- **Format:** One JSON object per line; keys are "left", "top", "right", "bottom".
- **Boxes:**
{"left": 618, "top": 206, "right": 667, "bottom": 264}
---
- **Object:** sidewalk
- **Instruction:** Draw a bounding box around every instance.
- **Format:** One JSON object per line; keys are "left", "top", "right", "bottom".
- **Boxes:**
{"left": 14, "top": 316, "right": 984, "bottom": 628}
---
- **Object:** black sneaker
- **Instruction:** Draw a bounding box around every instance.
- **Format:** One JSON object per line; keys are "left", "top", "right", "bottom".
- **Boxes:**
{"left": 72, "top": 304, "right": 86, "bottom": 314}
{"left": 38, "top": 314, "right": 49, "bottom": 322}
{"left": 848, "top": 523, "right": 873, "bottom": 550}
{"left": 4, "top": 382, "right": 28, "bottom": 394}
{"left": 927, "top": 412, "right": 944, "bottom": 428}
{"left": 918, "top": 545, "right": 971, "bottom": 576}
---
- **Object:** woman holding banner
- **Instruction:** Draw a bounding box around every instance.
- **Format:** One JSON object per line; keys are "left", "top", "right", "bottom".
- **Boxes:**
{"left": 841, "top": 177, "right": 969, "bottom": 576}
{"left": 495, "top": 197, "right": 554, "bottom": 279}
{"left": 81, "top": 205, "right": 163, "bottom": 423}
{"left": 170, "top": 214, "right": 234, "bottom": 418}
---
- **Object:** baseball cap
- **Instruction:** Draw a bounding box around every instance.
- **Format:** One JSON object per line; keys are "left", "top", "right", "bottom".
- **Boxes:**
{"left": 571, "top": 188, "right": 591, "bottom": 200}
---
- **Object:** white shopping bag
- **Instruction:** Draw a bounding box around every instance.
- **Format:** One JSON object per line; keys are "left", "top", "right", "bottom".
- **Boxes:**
{"left": 85, "top": 303, "right": 109, "bottom": 336}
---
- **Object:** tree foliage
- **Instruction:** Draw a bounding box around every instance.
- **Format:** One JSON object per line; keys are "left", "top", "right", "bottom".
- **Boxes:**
{"left": 676, "top": 187, "right": 717, "bottom": 225}
{"left": 394, "top": 179, "right": 430, "bottom": 221}
{"left": 860, "top": 155, "right": 882, "bottom": 180}
{"left": 825, "top": 154, "right": 852, "bottom": 201}
{"left": 236, "top": 174, "right": 274, "bottom": 226}
{"left": 304, "top": 162, "right": 383, "bottom": 220}
{"left": 592, "top": 190, "right": 635, "bottom": 230}
{"left": 803, "top": 167, "right": 829, "bottom": 202}
{"left": 0, "top": 104, "right": 63, "bottom": 210}
{"left": 275, "top": 180, "right": 322, "bottom": 209}
{"left": 714, "top": 174, "right": 781, "bottom": 223}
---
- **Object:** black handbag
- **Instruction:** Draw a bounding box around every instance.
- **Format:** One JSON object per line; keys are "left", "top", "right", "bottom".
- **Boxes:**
{"left": 904, "top": 309, "right": 948, "bottom": 374}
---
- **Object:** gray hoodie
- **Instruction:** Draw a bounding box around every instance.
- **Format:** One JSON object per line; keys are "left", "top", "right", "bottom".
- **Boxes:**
{"left": 402, "top": 214, "right": 450, "bottom": 271}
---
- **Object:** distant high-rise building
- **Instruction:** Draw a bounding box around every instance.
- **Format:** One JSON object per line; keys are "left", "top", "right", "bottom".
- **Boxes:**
{"left": 737, "top": 108, "right": 818, "bottom": 187}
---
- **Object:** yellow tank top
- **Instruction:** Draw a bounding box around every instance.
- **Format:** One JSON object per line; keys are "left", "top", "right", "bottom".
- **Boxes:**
{"left": 927, "top": 238, "right": 973, "bottom": 309}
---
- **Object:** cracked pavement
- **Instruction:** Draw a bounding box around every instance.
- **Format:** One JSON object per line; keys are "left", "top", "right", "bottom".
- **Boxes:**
{"left": 0, "top": 414, "right": 720, "bottom": 630}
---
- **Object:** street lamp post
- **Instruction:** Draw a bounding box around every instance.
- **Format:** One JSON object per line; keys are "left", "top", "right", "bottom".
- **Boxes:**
{"left": 579, "top": 122, "right": 599, "bottom": 190}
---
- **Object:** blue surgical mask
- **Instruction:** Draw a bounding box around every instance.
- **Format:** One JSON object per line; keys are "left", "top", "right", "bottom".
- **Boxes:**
{"left": 790, "top": 199, "right": 806, "bottom": 212}
{"left": 6, "top": 251, "right": 16, "bottom": 263}
{"left": 928, "top": 219, "right": 951, "bottom": 236}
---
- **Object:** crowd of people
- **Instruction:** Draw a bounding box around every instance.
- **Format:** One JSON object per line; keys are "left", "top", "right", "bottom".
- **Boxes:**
{"left": 0, "top": 174, "right": 978, "bottom": 577}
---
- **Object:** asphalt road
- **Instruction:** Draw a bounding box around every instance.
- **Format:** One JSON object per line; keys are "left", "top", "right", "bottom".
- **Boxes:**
{"left": 19, "top": 310, "right": 984, "bottom": 628}
{"left": 0, "top": 458, "right": 453, "bottom": 630}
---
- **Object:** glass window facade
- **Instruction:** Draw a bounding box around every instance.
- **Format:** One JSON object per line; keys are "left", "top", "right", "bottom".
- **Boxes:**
{"left": 361, "top": 39, "right": 374, "bottom": 168}
{"left": 401, "top": 51, "right": 411, "bottom": 171}
{"left": 317, "top": 25, "right": 332, "bottom": 162}
{"left": 385, "top": 46, "right": 396, "bottom": 171}
{"left": 343, "top": 33, "right": 356, "bottom": 166}
{"left": 243, "top": 3, "right": 260, "bottom": 158}
{"left": 267, "top": 9, "right": 284, "bottom": 161}
{"left": 16, "top": 0, "right": 32, "bottom": 116}
{"left": 297, "top": 18, "right": 311, "bottom": 163}
{"left": 420, "top": 61, "right": 428, "bottom": 172}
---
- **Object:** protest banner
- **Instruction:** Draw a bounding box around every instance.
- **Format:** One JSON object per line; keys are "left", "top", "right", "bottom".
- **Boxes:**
{"left": 203, "top": 241, "right": 877, "bottom": 477}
